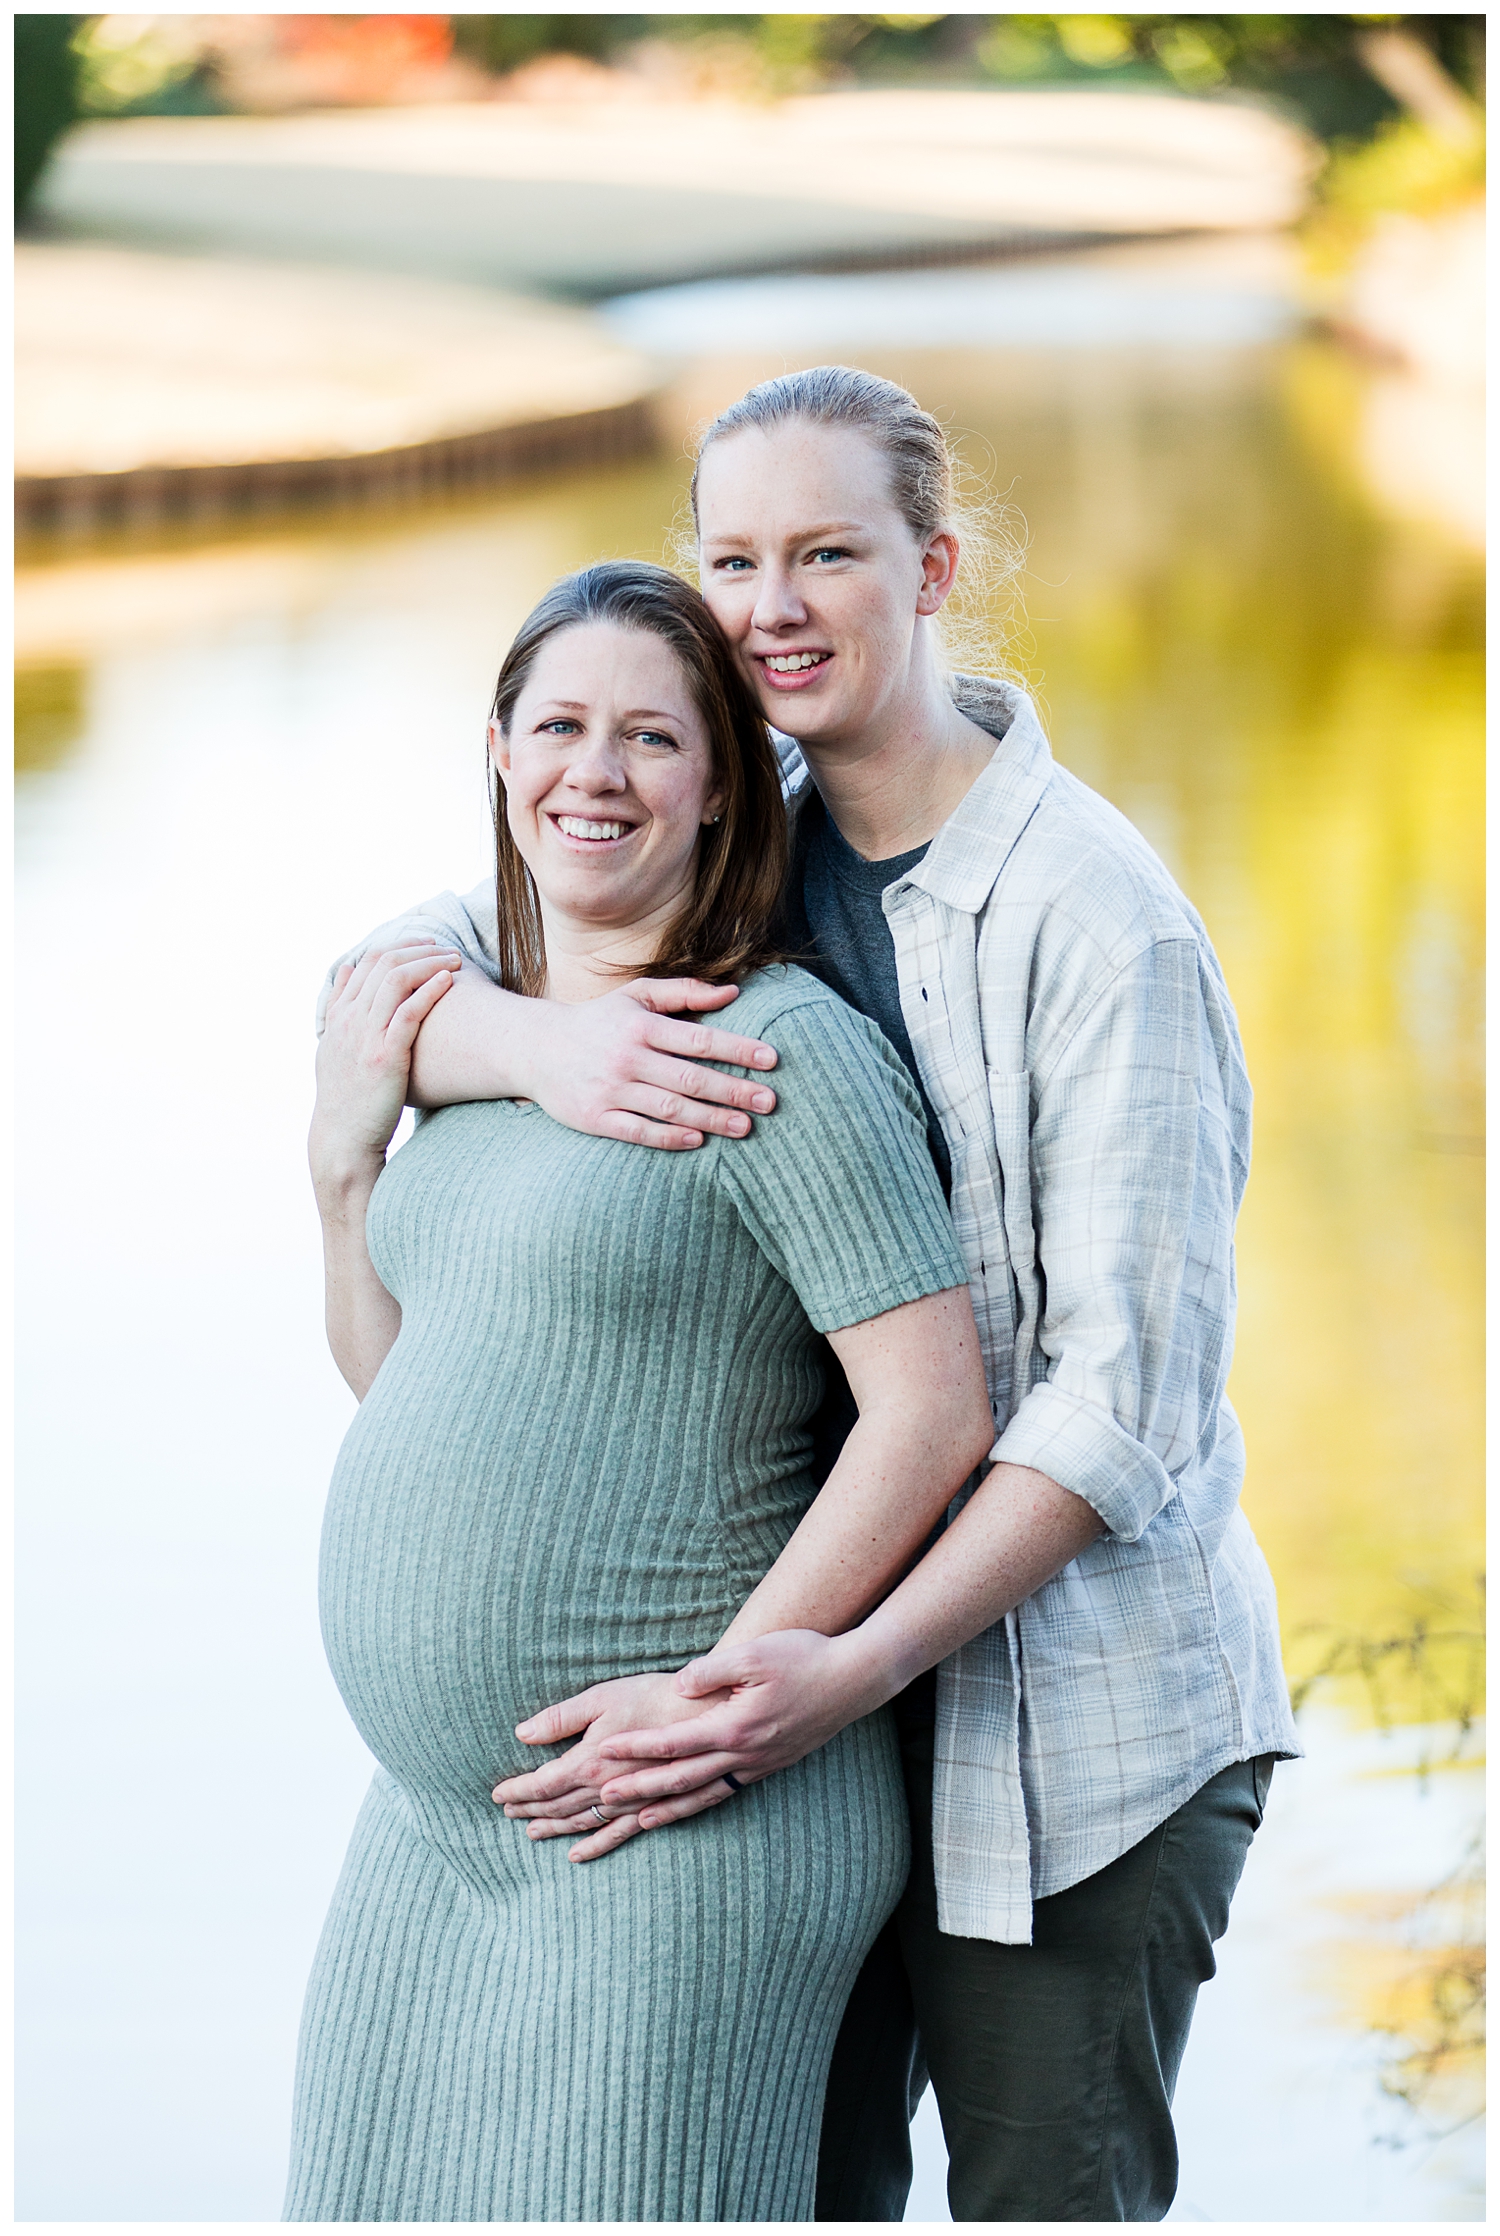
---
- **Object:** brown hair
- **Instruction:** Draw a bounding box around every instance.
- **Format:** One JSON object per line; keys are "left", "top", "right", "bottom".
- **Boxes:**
{"left": 488, "top": 561, "right": 788, "bottom": 997}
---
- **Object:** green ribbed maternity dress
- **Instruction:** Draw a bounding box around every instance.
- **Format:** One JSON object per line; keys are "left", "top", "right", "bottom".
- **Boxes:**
{"left": 284, "top": 967, "right": 968, "bottom": 2224}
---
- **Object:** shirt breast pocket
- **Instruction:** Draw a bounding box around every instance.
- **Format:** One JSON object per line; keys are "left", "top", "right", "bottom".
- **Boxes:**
{"left": 986, "top": 1069, "right": 1040, "bottom": 1381}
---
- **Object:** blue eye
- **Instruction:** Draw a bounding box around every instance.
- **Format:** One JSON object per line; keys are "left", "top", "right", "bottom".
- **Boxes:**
{"left": 635, "top": 730, "right": 676, "bottom": 749}
{"left": 713, "top": 556, "right": 753, "bottom": 572}
{"left": 811, "top": 547, "right": 848, "bottom": 564}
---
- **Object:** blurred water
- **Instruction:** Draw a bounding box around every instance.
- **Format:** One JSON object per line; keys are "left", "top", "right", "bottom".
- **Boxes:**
{"left": 602, "top": 234, "right": 1301, "bottom": 353}
{"left": 16, "top": 288, "right": 1483, "bottom": 2220}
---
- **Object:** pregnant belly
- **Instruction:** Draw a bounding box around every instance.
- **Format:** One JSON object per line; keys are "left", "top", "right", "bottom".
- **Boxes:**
{"left": 317, "top": 1413, "right": 755, "bottom": 1805}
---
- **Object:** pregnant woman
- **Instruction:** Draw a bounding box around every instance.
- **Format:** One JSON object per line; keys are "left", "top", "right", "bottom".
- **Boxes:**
{"left": 289, "top": 559, "right": 993, "bottom": 2222}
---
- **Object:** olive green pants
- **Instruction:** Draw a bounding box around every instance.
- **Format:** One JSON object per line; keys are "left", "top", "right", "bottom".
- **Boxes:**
{"left": 815, "top": 1682, "right": 1273, "bottom": 2223}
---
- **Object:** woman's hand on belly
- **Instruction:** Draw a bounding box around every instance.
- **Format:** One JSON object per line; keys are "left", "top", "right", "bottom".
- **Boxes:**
{"left": 592, "top": 1630, "right": 888, "bottom": 1821}
{"left": 494, "top": 1668, "right": 741, "bottom": 1862}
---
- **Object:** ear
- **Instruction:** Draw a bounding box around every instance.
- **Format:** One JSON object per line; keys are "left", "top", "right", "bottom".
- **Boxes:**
{"left": 700, "top": 780, "right": 726, "bottom": 827}
{"left": 487, "top": 716, "right": 512, "bottom": 784}
{"left": 915, "top": 529, "right": 960, "bottom": 618}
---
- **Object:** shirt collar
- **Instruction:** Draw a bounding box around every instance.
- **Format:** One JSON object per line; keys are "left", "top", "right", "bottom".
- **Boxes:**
{"left": 911, "top": 675, "right": 1056, "bottom": 915}
{"left": 783, "top": 675, "right": 1056, "bottom": 919}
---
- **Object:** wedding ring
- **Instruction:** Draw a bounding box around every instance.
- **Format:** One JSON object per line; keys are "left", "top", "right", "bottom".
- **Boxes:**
{"left": 590, "top": 1804, "right": 608, "bottom": 1825}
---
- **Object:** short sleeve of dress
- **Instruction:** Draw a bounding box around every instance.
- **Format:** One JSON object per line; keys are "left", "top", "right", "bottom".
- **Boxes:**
{"left": 708, "top": 975, "right": 968, "bottom": 1334}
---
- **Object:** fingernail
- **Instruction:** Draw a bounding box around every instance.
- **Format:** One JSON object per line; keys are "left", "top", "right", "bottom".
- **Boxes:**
{"left": 753, "top": 1047, "right": 775, "bottom": 1065}
{"left": 515, "top": 1721, "right": 534, "bottom": 1738}
{"left": 729, "top": 1115, "right": 749, "bottom": 1135}
{"left": 751, "top": 1091, "right": 774, "bottom": 1112}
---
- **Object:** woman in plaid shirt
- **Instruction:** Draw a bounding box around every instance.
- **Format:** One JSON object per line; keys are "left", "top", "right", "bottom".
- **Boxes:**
{"left": 330, "top": 368, "right": 1299, "bottom": 2222}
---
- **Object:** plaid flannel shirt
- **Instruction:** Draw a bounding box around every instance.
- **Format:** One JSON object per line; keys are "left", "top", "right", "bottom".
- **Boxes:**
{"left": 324, "top": 673, "right": 1300, "bottom": 1943}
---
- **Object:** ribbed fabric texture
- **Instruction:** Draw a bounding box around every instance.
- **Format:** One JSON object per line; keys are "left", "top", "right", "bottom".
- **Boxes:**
{"left": 285, "top": 968, "right": 967, "bottom": 2223}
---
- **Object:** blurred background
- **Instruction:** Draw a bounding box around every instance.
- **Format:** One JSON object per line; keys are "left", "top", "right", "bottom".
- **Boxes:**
{"left": 15, "top": 10, "right": 1484, "bottom": 2223}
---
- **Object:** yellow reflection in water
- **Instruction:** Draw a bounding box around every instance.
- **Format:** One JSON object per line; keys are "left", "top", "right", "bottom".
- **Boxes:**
{"left": 1329, "top": 1826, "right": 1486, "bottom": 2142}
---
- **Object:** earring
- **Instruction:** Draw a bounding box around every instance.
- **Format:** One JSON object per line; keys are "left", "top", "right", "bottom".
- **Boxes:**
{"left": 711, "top": 813, "right": 722, "bottom": 824}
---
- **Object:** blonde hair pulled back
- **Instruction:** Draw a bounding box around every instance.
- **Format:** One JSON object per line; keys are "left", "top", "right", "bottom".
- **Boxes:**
{"left": 686, "top": 365, "right": 1022, "bottom": 675}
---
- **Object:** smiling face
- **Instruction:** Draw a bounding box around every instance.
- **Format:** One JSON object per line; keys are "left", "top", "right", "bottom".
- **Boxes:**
{"left": 695, "top": 418, "right": 959, "bottom": 748}
{"left": 489, "top": 619, "right": 723, "bottom": 977}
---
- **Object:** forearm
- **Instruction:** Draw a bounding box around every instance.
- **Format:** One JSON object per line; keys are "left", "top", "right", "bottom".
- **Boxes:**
{"left": 584, "top": 1463, "right": 1101, "bottom": 1822}
{"left": 313, "top": 1158, "right": 401, "bottom": 1398}
{"left": 847, "top": 1460, "right": 1105, "bottom": 1701}
{"left": 406, "top": 966, "right": 538, "bottom": 1108}
{"left": 716, "top": 1403, "right": 988, "bottom": 1652}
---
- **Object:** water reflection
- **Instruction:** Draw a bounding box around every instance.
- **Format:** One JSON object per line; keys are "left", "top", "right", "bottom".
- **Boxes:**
{"left": 15, "top": 327, "right": 1483, "bottom": 2221}
{"left": 15, "top": 660, "right": 89, "bottom": 774}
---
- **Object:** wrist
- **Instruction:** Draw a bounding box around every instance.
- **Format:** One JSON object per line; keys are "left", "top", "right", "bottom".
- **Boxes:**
{"left": 309, "top": 1134, "right": 385, "bottom": 1210}
{"left": 509, "top": 993, "right": 564, "bottom": 1105}
{"left": 844, "top": 1610, "right": 929, "bottom": 1709}
{"left": 823, "top": 1625, "right": 906, "bottom": 1721}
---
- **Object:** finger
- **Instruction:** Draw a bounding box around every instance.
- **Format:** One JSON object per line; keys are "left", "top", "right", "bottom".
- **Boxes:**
{"left": 598, "top": 1706, "right": 742, "bottom": 1761}
{"left": 567, "top": 1811, "right": 647, "bottom": 1863}
{"left": 637, "top": 1779, "right": 747, "bottom": 1832}
{"left": 518, "top": 1806, "right": 585, "bottom": 1842}
{"left": 502, "top": 1785, "right": 602, "bottom": 1820}
{"left": 623, "top": 979, "right": 741, "bottom": 1016}
{"left": 632, "top": 1053, "right": 778, "bottom": 1115}
{"left": 676, "top": 1647, "right": 755, "bottom": 1697}
{"left": 604, "top": 1084, "right": 758, "bottom": 1140}
{"left": 609, "top": 1068, "right": 777, "bottom": 1134}
{"left": 600, "top": 1751, "right": 742, "bottom": 1806}
{"left": 492, "top": 1760, "right": 596, "bottom": 1804}
{"left": 593, "top": 1111, "right": 707, "bottom": 1154}
{"left": 515, "top": 1690, "right": 613, "bottom": 1746}
{"left": 595, "top": 1724, "right": 707, "bottom": 1763}
{"left": 343, "top": 943, "right": 448, "bottom": 1011}
{"left": 345, "top": 940, "right": 440, "bottom": 994}
{"left": 518, "top": 1809, "right": 607, "bottom": 1841}
{"left": 644, "top": 1014, "right": 779, "bottom": 1077}
{"left": 336, "top": 946, "right": 391, "bottom": 1007}
{"left": 365, "top": 953, "right": 463, "bottom": 1033}
{"left": 387, "top": 970, "right": 453, "bottom": 1048}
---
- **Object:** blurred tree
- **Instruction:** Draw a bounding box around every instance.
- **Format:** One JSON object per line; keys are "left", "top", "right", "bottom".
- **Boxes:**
{"left": 72, "top": 14, "right": 225, "bottom": 117}
{"left": 450, "top": 15, "right": 626, "bottom": 72}
{"left": 26, "top": 14, "right": 1484, "bottom": 148}
{"left": 447, "top": 13, "right": 1482, "bottom": 138}
{"left": 968, "top": 14, "right": 1485, "bottom": 141}
{"left": 15, "top": 13, "right": 84, "bottom": 217}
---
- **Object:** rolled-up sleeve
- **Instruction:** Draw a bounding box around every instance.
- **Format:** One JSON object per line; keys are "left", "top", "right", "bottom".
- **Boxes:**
{"left": 991, "top": 935, "right": 1246, "bottom": 1541}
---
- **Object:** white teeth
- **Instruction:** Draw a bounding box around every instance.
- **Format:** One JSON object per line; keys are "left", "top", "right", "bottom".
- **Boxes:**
{"left": 766, "top": 653, "right": 826, "bottom": 672}
{"left": 557, "top": 816, "right": 630, "bottom": 840}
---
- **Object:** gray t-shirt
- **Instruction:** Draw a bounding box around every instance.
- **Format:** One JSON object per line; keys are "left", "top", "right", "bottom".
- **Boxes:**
{"left": 788, "top": 792, "right": 952, "bottom": 1198}
{"left": 785, "top": 795, "right": 952, "bottom": 1514}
